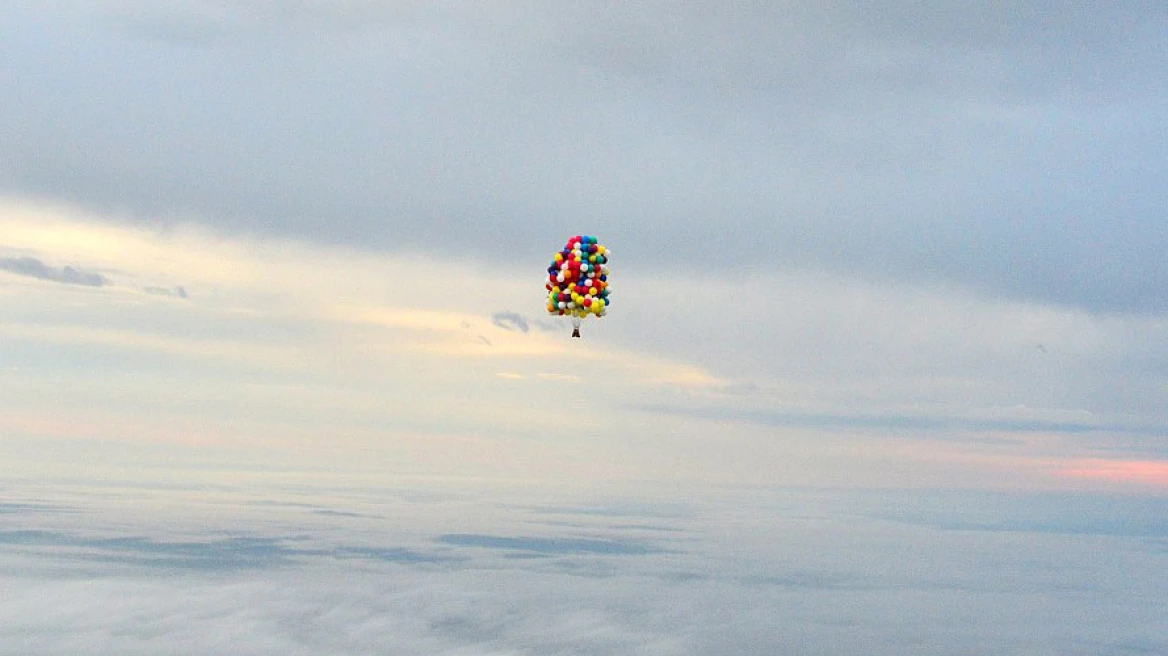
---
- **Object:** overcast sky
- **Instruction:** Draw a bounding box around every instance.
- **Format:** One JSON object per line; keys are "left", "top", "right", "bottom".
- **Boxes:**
{"left": 4, "top": 2, "right": 1167, "bottom": 310}
{"left": 5, "top": 0, "right": 1168, "bottom": 456}
{"left": 2, "top": 2, "right": 1168, "bottom": 652}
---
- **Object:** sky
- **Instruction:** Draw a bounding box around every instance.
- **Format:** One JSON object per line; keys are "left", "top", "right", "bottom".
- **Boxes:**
{"left": 2, "top": 2, "right": 1168, "bottom": 653}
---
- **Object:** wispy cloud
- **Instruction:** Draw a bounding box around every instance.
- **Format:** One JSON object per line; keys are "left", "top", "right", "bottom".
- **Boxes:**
{"left": 437, "top": 534, "right": 660, "bottom": 556}
{"left": 635, "top": 403, "right": 1144, "bottom": 438}
{"left": 859, "top": 489, "right": 1168, "bottom": 538}
{"left": 142, "top": 285, "right": 188, "bottom": 299}
{"left": 1055, "top": 459, "right": 1168, "bottom": 487}
{"left": 0, "top": 256, "right": 108, "bottom": 287}
{"left": 491, "top": 311, "right": 529, "bottom": 333}
{"left": 0, "top": 530, "right": 291, "bottom": 570}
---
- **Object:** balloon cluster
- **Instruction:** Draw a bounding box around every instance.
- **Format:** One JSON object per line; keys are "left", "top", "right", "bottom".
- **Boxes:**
{"left": 545, "top": 235, "right": 610, "bottom": 327}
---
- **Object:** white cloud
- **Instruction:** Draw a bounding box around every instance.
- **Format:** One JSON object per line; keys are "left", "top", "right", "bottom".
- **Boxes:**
{"left": 1, "top": 485, "right": 1167, "bottom": 655}
{"left": 3, "top": 200, "right": 1167, "bottom": 484}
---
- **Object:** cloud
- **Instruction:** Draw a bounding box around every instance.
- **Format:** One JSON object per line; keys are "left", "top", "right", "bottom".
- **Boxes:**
{"left": 0, "top": 256, "right": 108, "bottom": 287}
{"left": 634, "top": 402, "right": 1160, "bottom": 439}
{"left": 1055, "top": 459, "right": 1168, "bottom": 487}
{"left": 2, "top": 3, "right": 1165, "bottom": 314}
{"left": 858, "top": 489, "right": 1168, "bottom": 538}
{"left": 436, "top": 534, "right": 660, "bottom": 557}
{"left": 0, "top": 528, "right": 457, "bottom": 571}
{"left": 3, "top": 203, "right": 1167, "bottom": 470}
{"left": 490, "top": 311, "right": 529, "bottom": 333}
{"left": 0, "top": 530, "right": 291, "bottom": 571}
{"left": 2, "top": 485, "right": 1168, "bottom": 655}
{"left": 0, "top": 503, "right": 74, "bottom": 515}
{"left": 142, "top": 285, "right": 188, "bottom": 299}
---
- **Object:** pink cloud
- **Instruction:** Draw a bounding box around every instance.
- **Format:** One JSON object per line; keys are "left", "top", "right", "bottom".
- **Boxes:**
{"left": 1056, "top": 459, "right": 1168, "bottom": 486}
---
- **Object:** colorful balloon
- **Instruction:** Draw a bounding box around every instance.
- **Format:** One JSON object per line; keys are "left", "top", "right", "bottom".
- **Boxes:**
{"left": 545, "top": 234, "right": 611, "bottom": 337}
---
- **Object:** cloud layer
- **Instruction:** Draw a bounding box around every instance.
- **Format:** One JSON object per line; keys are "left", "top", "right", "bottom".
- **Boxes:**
{"left": 2, "top": 2, "right": 1166, "bottom": 313}
{"left": 2, "top": 482, "right": 1166, "bottom": 655}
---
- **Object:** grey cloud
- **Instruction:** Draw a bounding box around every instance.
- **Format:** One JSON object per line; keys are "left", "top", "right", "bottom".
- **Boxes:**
{"left": 437, "top": 534, "right": 660, "bottom": 556}
{"left": 608, "top": 524, "right": 686, "bottom": 534}
{"left": 636, "top": 402, "right": 1168, "bottom": 445}
{"left": 0, "top": 502, "right": 75, "bottom": 515}
{"left": 2, "top": 3, "right": 1166, "bottom": 314}
{"left": 0, "top": 530, "right": 292, "bottom": 571}
{"left": 856, "top": 490, "right": 1168, "bottom": 539}
{"left": 142, "top": 285, "right": 189, "bottom": 299}
{"left": 490, "top": 311, "right": 529, "bottom": 333}
{"left": 0, "top": 530, "right": 451, "bottom": 570}
{"left": 309, "top": 508, "right": 376, "bottom": 519}
{"left": 524, "top": 519, "right": 688, "bottom": 535}
{"left": 519, "top": 501, "right": 696, "bottom": 520}
{"left": 0, "top": 256, "right": 109, "bottom": 287}
{"left": 330, "top": 545, "right": 454, "bottom": 564}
